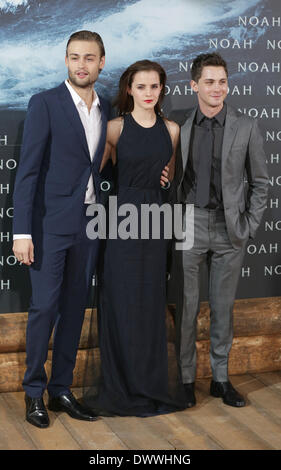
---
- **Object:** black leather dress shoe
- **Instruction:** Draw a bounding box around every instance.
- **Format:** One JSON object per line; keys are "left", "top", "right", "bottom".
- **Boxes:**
{"left": 183, "top": 382, "right": 196, "bottom": 408}
{"left": 210, "top": 380, "right": 246, "bottom": 407}
{"left": 25, "top": 394, "right": 50, "bottom": 428}
{"left": 48, "top": 392, "right": 98, "bottom": 421}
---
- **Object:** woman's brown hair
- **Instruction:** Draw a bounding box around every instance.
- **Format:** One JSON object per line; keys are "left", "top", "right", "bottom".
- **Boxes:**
{"left": 115, "top": 60, "right": 166, "bottom": 116}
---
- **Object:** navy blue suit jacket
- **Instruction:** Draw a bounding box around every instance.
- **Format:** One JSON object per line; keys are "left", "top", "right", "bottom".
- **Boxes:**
{"left": 13, "top": 82, "right": 111, "bottom": 235}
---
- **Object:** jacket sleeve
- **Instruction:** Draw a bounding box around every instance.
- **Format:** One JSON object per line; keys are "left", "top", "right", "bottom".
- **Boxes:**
{"left": 13, "top": 94, "right": 50, "bottom": 234}
{"left": 245, "top": 118, "right": 269, "bottom": 238}
{"left": 168, "top": 110, "right": 189, "bottom": 203}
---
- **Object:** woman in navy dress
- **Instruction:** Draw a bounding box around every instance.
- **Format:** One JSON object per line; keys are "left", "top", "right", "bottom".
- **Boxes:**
{"left": 84, "top": 60, "right": 187, "bottom": 416}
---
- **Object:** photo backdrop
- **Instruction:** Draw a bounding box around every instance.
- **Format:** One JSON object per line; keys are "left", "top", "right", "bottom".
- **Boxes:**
{"left": 0, "top": 0, "right": 280, "bottom": 313}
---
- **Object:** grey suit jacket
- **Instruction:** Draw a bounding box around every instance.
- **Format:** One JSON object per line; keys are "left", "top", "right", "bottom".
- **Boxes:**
{"left": 170, "top": 103, "right": 269, "bottom": 249}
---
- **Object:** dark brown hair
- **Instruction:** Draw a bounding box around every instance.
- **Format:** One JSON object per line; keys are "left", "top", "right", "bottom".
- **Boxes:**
{"left": 66, "top": 30, "right": 105, "bottom": 58}
{"left": 115, "top": 60, "right": 166, "bottom": 116}
{"left": 191, "top": 53, "right": 228, "bottom": 82}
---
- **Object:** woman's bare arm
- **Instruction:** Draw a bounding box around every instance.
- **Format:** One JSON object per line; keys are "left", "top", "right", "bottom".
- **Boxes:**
{"left": 160, "top": 119, "right": 180, "bottom": 185}
{"left": 99, "top": 117, "right": 124, "bottom": 172}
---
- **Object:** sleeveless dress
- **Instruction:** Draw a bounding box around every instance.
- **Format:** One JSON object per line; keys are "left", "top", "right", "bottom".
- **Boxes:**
{"left": 83, "top": 113, "right": 187, "bottom": 416}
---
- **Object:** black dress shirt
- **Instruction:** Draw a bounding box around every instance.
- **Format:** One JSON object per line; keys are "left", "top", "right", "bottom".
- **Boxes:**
{"left": 183, "top": 104, "right": 226, "bottom": 209}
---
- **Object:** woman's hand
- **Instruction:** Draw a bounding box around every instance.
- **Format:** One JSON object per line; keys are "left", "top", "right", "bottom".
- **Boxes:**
{"left": 160, "top": 165, "right": 170, "bottom": 187}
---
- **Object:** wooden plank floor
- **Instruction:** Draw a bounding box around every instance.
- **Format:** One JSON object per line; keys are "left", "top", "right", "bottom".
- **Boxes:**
{"left": 1, "top": 372, "right": 281, "bottom": 450}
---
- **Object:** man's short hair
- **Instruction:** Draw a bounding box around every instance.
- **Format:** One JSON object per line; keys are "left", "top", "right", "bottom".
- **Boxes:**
{"left": 66, "top": 30, "right": 105, "bottom": 58}
{"left": 191, "top": 53, "right": 228, "bottom": 82}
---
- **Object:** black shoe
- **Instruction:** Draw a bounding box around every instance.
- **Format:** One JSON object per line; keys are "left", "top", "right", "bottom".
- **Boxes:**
{"left": 25, "top": 394, "right": 50, "bottom": 428}
{"left": 183, "top": 382, "right": 196, "bottom": 408}
{"left": 48, "top": 392, "right": 98, "bottom": 421}
{"left": 210, "top": 380, "right": 246, "bottom": 407}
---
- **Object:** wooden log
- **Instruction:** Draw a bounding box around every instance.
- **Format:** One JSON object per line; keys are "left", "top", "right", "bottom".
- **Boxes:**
{"left": 0, "top": 349, "right": 100, "bottom": 393}
{"left": 1, "top": 297, "right": 281, "bottom": 353}
{"left": 1, "top": 297, "right": 280, "bottom": 392}
{"left": 0, "top": 313, "right": 27, "bottom": 353}
{"left": 0, "top": 308, "right": 175, "bottom": 353}
{"left": 170, "top": 296, "right": 281, "bottom": 340}
{"left": 0, "top": 309, "right": 99, "bottom": 353}
{"left": 196, "top": 335, "right": 281, "bottom": 378}
{"left": 1, "top": 334, "right": 281, "bottom": 393}
{"left": 201, "top": 296, "right": 281, "bottom": 340}
{"left": 0, "top": 351, "right": 26, "bottom": 392}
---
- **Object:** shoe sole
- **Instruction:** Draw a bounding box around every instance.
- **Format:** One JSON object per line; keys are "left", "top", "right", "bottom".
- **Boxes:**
{"left": 222, "top": 399, "right": 246, "bottom": 407}
{"left": 48, "top": 404, "right": 99, "bottom": 421}
{"left": 210, "top": 392, "right": 246, "bottom": 407}
{"left": 26, "top": 415, "right": 49, "bottom": 428}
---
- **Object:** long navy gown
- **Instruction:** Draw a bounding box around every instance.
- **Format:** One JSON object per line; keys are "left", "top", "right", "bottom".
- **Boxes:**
{"left": 83, "top": 113, "right": 187, "bottom": 416}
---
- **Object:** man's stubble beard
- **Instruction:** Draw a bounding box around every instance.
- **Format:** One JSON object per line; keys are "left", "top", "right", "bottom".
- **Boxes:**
{"left": 68, "top": 71, "right": 96, "bottom": 90}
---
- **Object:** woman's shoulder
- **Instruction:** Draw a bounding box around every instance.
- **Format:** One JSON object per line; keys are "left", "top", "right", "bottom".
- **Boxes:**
{"left": 163, "top": 117, "right": 180, "bottom": 139}
{"left": 107, "top": 117, "right": 124, "bottom": 145}
{"left": 108, "top": 116, "right": 124, "bottom": 126}
{"left": 163, "top": 117, "right": 179, "bottom": 129}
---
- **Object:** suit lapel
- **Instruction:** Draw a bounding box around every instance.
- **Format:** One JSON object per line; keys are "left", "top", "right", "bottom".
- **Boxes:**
{"left": 180, "top": 107, "right": 197, "bottom": 179}
{"left": 93, "top": 99, "right": 107, "bottom": 170}
{"left": 57, "top": 82, "right": 90, "bottom": 160}
{"left": 221, "top": 104, "right": 240, "bottom": 166}
{"left": 178, "top": 104, "right": 240, "bottom": 189}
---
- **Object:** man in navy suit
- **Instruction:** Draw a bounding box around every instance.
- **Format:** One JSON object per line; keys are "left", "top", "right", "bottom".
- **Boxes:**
{"left": 12, "top": 31, "right": 111, "bottom": 428}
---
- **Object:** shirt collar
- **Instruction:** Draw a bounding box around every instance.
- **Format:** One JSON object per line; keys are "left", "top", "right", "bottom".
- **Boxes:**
{"left": 196, "top": 102, "right": 226, "bottom": 127}
{"left": 65, "top": 79, "right": 100, "bottom": 109}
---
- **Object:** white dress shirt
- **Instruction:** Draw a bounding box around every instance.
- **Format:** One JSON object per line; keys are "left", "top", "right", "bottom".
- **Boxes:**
{"left": 14, "top": 80, "right": 102, "bottom": 240}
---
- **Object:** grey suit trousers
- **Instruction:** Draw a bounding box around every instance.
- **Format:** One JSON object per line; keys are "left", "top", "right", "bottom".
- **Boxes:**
{"left": 175, "top": 207, "right": 247, "bottom": 383}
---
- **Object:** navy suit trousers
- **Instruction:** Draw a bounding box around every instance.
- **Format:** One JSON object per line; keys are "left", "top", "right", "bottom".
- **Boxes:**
{"left": 23, "top": 208, "right": 99, "bottom": 398}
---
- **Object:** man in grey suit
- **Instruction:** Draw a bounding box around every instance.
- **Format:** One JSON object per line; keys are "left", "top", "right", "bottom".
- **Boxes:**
{"left": 171, "top": 53, "right": 268, "bottom": 408}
